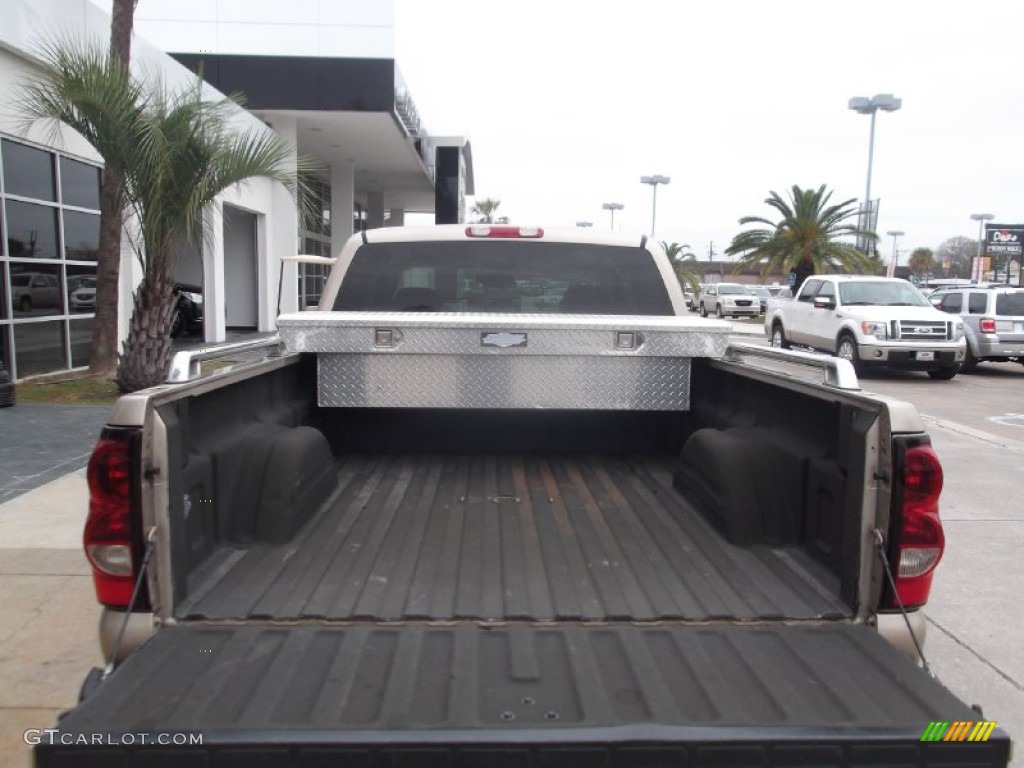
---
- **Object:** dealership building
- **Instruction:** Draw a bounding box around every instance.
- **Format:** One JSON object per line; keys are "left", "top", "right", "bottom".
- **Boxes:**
{"left": 0, "top": 0, "right": 473, "bottom": 379}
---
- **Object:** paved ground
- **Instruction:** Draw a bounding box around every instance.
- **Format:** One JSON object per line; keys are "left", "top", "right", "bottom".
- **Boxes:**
{"left": 0, "top": 405, "right": 111, "bottom": 506}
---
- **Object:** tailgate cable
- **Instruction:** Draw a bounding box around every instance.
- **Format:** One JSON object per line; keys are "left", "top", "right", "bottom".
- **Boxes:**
{"left": 872, "top": 528, "right": 934, "bottom": 678}
{"left": 102, "top": 526, "right": 158, "bottom": 681}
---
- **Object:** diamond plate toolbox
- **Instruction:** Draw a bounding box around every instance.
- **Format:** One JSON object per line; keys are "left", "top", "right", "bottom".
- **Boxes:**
{"left": 277, "top": 312, "right": 731, "bottom": 410}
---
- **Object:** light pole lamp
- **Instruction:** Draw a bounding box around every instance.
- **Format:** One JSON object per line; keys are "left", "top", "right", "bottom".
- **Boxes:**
{"left": 885, "top": 229, "right": 904, "bottom": 277}
{"left": 602, "top": 202, "right": 624, "bottom": 230}
{"left": 970, "top": 213, "right": 994, "bottom": 282}
{"left": 849, "top": 93, "right": 902, "bottom": 256}
{"left": 640, "top": 175, "right": 670, "bottom": 235}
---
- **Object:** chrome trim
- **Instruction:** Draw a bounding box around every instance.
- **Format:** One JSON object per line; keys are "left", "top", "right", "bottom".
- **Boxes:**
{"left": 167, "top": 337, "right": 283, "bottom": 383}
{"left": 724, "top": 342, "right": 861, "bottom": 390}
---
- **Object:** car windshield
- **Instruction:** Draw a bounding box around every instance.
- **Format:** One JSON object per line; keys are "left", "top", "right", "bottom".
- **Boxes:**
{"left": 747, "top": 286, "right": 771, "bottom": 297}
{"left": 717, "top": 284, "right": 748, "bottom": 295}
{"left": 838, "top": 281, "right": 930, "bottom": 307}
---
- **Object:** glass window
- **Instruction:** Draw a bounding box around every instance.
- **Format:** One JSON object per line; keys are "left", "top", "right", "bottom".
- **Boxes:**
{"left": 938, "top": 293, "right": 962, "bottom": 313}
{"left": 14, "top": 320, "right": 66, "bottom": 377}
{"left": 0, "top": 265, "right": 7, "bottom": 320}
{"left": 798, "top": 279, "right": 823, "bottom": 301}
{"left": 10, "top": 262, "right": 63, "bottom": 317}
{"left": 995, "top": 291, "right": 1024, "bottom": 316}
{"left": 5, "top": 200, "right": 59, "bottom": 259}
{"left": 335, "top": 241, "right": 675, "bottom": 315}
{"left": 839, "top": 281, "right": 929, "bottom": 307}
{"left": 69, "top": 317, "right": 93, "bottom": 368}
{"left": 2, "top": 139, "right": 56, "bottom": 201}
{"left": 967, "top": 293, "right": 988, "bottom": 314}
{"left": 66, "top": 265, "right": 98, "bottom": 314}
{"left": 818, "top": 281, "right": 836, "bottom": 298}
{"left": 60, "top": 157, "right": 101, "bottom": 209}
{"left": 63, "top": 210, "right": 100, "bottom": 261}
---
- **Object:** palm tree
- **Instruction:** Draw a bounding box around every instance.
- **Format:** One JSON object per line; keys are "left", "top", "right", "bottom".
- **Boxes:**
{"left": 908, "top": 247, "right": 934, "bottom": 278}
{"left": 726, "top": 185, "right": 877, "bottom": 292}
{"left": 20, "top": 41, "right": 307, "bottom": 392}
{"left": 471, "top": 198, "right": 501, "bottom": 223}
{"left": 90, "top": 0, "right": 138, "bottom": 378}
{"left": 660, "top": 241, "right": 702, "bottom": 293}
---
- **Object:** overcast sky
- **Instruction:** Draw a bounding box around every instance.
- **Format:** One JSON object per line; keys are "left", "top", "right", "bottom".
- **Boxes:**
{"left": 394, "top": 0, "right": 1023, "bottom": 263}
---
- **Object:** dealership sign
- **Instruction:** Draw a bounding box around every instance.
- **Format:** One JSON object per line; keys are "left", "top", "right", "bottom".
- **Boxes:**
{"left": 985, "top": 224, "right": 1024, "bottom": 256}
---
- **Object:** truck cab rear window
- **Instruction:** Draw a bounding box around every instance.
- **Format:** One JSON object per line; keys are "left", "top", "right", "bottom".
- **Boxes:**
{"left": 334, "top": 241, "right": 674, "bottom": 315}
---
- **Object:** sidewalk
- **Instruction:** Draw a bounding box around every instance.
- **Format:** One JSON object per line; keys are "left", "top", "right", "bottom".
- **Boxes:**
{"left": 0, "top": 472, "right": 102, "bottom": 768}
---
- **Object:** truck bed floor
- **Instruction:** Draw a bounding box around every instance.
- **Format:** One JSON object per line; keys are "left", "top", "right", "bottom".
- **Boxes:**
{"left": 179, "top": 454, "right": 848, "bottom": 622}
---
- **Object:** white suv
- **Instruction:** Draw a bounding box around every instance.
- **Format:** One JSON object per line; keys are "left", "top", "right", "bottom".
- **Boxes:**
{"left": 930, "top": 285, "right": 1024, "bottom": 371}
{"left": 699, "top": 282, "right": 760, "bottom": 318}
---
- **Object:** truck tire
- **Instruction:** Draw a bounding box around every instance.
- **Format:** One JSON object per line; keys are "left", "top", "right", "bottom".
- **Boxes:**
{"left": 836, "top": 333, "right": 864, "bottom": 376}
{"left": 19, "top": 295, "right": 32, "bottom": 313}
{"left": 927, "top": 365, "right": 960, "bottom": 380}
{"left": 770, "top": 323, "right": 791, "bottom": 349}
{"left": 960, "top": 344, "right": 978, "bottom": 373}
{"left": 700, "top": 302, "right": 708, "bottom": 317}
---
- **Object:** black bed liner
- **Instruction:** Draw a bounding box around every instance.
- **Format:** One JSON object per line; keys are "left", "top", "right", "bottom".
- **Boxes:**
{"left": 179, "top": 454, "right": 847, "bottom": 622}
{"left": 41, "top": 623, "right": 1009, "bottom": 767}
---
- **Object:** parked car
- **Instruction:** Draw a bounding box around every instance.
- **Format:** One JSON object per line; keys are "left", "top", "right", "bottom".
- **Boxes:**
{"left": 682, "top": 285, "right": 695, "bottom": 311}
{"left": 929, "top": 285, "right": 1024, "bottom": 371}
{"left": 765, "top": 275, "right": 966, "bottom": 379}
{"left": 699, "top": 282, "right": 760, "bottom": 318}
{"left": 69, "top": 277, "right": 97, "bottom": 311}
{"left": 10, "top": 272, "right": 60, "bottom": 313}
{"left": 746, "top": 285, "right": 772, "bottom": 314}
{"left": 0, "top": 358, "right": 14, "bottom": 407}
{"left": 171, "top": 283, "right": 204, "bottom": 337}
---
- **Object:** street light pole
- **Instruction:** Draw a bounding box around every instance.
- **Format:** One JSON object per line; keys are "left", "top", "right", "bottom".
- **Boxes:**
{"left": 602, "top": 202, "right": 624, "bottom": 230}
{"left": 970, "top": 213, "right": 994, "bottom": 283}
{"left": 885, "top": 229, "right": 904, "bottom": 278}
{"left": 640, "top": 175, "right": 670, "bottom": 236}
{"left": 848, "top": 94, "right": 902, "bottom": 258}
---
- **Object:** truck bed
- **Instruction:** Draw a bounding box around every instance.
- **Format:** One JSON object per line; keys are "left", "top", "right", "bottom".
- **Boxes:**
{"left": 179, "top": 453, "right": 847, "bottom": 622}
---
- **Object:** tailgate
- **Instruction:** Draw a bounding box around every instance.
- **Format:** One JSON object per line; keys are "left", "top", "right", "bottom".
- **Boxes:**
{"left": 38, "top": 624, "right": 1010, "bottom": 767}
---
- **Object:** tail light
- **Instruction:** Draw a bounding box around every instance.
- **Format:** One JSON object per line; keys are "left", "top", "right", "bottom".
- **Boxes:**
{"left": 84, "top": 429, "right": 147, "bottom": 609}
{"left": 979, "top": 317, "right": 996, "bottom": 334}
{"left": 884, "top": 439, "right": 945, "bottom": 610}
{"left": 465, "top": 225, "right": 544, "bottom": 238}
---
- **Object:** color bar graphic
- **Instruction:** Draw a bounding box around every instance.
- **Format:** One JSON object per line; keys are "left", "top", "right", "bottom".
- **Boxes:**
{"left": 921, "top": 721, "right": 997, "bottom": 742}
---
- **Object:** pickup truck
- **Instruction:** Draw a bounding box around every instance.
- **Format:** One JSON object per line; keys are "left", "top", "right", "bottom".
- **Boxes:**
{"left": 765, "top": 275, "right": 967, "bottom": 379}
{"left": 40, "top": 227, "right": 1010, "bottom": 766}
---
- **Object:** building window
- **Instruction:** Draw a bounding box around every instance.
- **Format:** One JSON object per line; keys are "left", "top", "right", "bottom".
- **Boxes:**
{"left": 5, "top": 200, "right": 60, "bottom": 259}
{"left": 297, "top": 180, "right": 331, "bottom": 310}
{"left": 0, "top": 136, "right": 102, "bottom": 379}
{"left": 2, "top": 139, "right": 56, "bottom": 201}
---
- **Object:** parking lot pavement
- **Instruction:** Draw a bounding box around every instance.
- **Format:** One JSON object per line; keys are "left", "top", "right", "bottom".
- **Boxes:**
{"left": 0, "top": 471, "right": 102, "bottom": 768}
{"left": 0, "top": 404, "right": 110, "bottom": 505}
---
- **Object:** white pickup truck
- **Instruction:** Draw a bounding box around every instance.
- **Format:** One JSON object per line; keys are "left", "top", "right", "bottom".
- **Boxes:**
{"left": 40, "top": 229, "right": 1009, "bottom": 767}
{"left": 765, "top": 275, "right": 967, "bottom": 379}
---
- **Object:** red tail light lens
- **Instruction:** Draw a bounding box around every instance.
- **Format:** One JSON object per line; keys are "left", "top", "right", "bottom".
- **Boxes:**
{"left": 84, "top": 432, "right": 139, "bottom": 608}
{"left": 979, "top": 317, "right": 996, "bottom": 334}
{"left": 465, "top": 225, "right": 544, "bottom": 238}
{"left": 887, "top": 442, "right": 945, "bottom": 609}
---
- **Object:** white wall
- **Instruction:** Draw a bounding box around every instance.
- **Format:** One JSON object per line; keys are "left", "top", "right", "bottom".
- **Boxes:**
{"left": 90, "top": 0, "right": 396, "bottom": 59}
{"left": 1, "top": 0, "right": 303, "bottom": 343}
